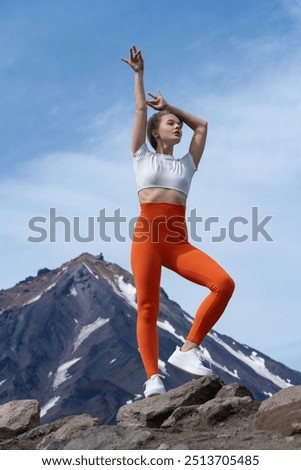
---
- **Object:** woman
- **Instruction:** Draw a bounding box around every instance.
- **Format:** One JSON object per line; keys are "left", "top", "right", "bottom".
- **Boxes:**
{"left": 121, "top": 46, "right": 235, "bottom": 398}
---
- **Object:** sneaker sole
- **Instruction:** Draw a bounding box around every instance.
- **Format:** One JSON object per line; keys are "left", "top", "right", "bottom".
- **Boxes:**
{"left": 167, "top": 356, "right": 213, "bottom": 377}
{"left": 144, "top": 390, "right": 166, "bottom": 398}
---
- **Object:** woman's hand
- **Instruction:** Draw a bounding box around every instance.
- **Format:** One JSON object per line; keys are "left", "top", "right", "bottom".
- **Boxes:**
{"left": 146, "top": 90, "right": 168, "bottom": 111}
{"left": 121, "top": 45, "right": 144, "bottom": 73}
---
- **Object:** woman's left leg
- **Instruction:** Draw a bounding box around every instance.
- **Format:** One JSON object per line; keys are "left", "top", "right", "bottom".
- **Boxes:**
{"left": 163, "top": 242, "right": 235, "bottom": 344}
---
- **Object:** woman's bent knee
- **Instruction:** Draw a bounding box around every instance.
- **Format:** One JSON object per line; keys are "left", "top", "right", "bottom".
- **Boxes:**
{"left": 222, "top": 274, "right": 235, "bottom": 297}
{"left": 215, "top": 274, "right": 235, "bottom": 298}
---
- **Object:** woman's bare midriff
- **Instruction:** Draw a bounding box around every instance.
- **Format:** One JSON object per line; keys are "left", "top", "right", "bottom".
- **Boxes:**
{"left": 138, "top": 187, "right": 187, "bottom": 206}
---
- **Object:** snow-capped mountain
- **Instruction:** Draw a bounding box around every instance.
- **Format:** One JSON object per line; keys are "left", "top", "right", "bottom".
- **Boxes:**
{"left": 0, "top": 252, "right": 300, "bottom": 425}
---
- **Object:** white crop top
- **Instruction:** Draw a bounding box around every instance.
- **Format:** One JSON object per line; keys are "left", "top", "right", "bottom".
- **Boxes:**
{"left": 132, "top": 143, "right": 197, "bottom": 196}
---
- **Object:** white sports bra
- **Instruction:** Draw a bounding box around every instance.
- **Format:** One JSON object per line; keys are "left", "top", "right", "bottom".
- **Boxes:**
{"left": 132, "top": 143, "right": 197, "bottom": 196}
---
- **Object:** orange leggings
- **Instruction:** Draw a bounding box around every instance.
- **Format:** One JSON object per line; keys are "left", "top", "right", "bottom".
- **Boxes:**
{"left": 131, "top": 202, "right": 235, "bottom": 378}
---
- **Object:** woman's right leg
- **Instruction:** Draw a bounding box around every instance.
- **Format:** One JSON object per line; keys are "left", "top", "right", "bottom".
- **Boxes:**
{"left": 131, "top": 236, "right": 162, "bottom": 379}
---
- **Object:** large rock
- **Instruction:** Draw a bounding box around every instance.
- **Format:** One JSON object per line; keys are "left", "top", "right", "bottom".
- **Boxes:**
{"left": 37, "top": 414, "right": 100, "bottom": 450}
{"left": 0, "top": 414, "right": 98, "bottom": 450}
{"left": 0, "top": 400, "right": 40, "bottom": 439}
{"left": 116, "top": 375, "right": 224, "bottom": 428}
{"left": 256, "top": 385, "right": 301, "bottom": 436}
{"left": 64, "top": 425, "right": 153, "bottom": 450}
{"left": 161, "top": 383, "right": 257, "bottom": 428}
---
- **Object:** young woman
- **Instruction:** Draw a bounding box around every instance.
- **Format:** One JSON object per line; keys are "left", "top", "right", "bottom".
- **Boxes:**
{"left": 121, "top": 46, "right": 235, "bottom": 398}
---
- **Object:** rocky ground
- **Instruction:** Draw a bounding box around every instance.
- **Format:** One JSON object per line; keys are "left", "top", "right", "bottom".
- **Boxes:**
{"left": 0, "top": 376, "right": 300, "bottom": 450}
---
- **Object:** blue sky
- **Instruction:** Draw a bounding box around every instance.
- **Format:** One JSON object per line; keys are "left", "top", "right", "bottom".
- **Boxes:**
{"left": 0, "top": 0, "right": 300, "bottom": 370}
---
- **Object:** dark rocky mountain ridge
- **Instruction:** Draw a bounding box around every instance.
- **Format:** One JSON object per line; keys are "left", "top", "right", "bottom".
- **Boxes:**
{"left": 0, "top": 252, "right": 300, "bottom": 426}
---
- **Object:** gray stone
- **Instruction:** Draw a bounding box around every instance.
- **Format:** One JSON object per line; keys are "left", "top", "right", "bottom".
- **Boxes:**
{"left": 63, "top": 425, "right": 153, "bottom": 450}
{"left": 172, "top": 443, "right": 190, "bottom": 450}
{"left": 256, "top": 385, "right": 301, "bottom": 436}
{"left": 198, "top": 396, "right": 254, "bottom": 426}
{"left": 116, "top": 375, "right": 223, "bottom": 428}
{"left": 0, "top": 400, "right": 40, "bottom": 439}
{"left": 161, "top": 405, "right": 199, "bottom": 428}
{"left": 37, "top": 414, "right": 100, "bottom": 449}
{"left": 162, "top": 395, "right": 254, "bottom": 429}
{"left": 215, "top": 383, "right": 254, "bottom": 400}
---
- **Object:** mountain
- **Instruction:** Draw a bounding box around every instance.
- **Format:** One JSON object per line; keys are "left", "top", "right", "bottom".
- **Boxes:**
{"left": 0, "top": 252, "right": 300, "bottom": 425}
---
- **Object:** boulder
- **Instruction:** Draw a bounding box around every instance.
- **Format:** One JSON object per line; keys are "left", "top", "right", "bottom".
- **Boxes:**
{"left": 37, "top": 414, "right": 100, "bottom": 450}
{"left": 63, "top": 425, "right": 153, "bottom": 450}
{"left": 256, "top": 385, "right": 301, "bottom": 436}
{"left": 0, "top": 400, "right": 40, "bottom": 439}
{"left": 162, "top": 393, "right": 256, "bottom": 429}
{"left": 116, "top": 375, "right": 223, "bottom": 428}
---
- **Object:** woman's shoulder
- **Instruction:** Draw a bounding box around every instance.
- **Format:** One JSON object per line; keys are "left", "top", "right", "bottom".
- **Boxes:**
{"left": 132, "top": 142, "right": 153, "bottom": 159}
{"left": 179, "top": 151, "right": 197, "bottom": 171}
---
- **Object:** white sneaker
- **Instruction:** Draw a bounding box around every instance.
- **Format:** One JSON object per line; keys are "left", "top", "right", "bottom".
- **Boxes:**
{"left": 144, "top": 374, "right": 166, "bottom": 398}
{"left": 168, "top": 346, "right": 213, "bottom": 376}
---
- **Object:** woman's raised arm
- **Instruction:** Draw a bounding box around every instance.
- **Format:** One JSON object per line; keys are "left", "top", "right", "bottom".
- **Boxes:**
{"left": 121, "top": 45, "right": 147, "bottom": 154}
{"left": 147, "top": 91, "right": 208, "bottom": 168}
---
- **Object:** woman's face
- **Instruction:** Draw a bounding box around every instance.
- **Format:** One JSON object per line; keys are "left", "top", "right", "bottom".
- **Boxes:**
{"left": 155, "top": 113, "right": 183, "bottom": 145}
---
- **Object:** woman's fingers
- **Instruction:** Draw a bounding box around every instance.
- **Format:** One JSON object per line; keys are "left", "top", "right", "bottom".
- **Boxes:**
{"left": 130, "top": 45, "right": 139, "bottom": 61}
{"left": 129, "top": 46, "right": 142, "bottom": 64}
{"left": 131, "top": 45, "right": 141, "bottom": 58}
{"left": 121, "top": 46, "right": 140, "bottom": 65}
{"left": 148, "top": 90, "right": 163, "bottom": 99}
